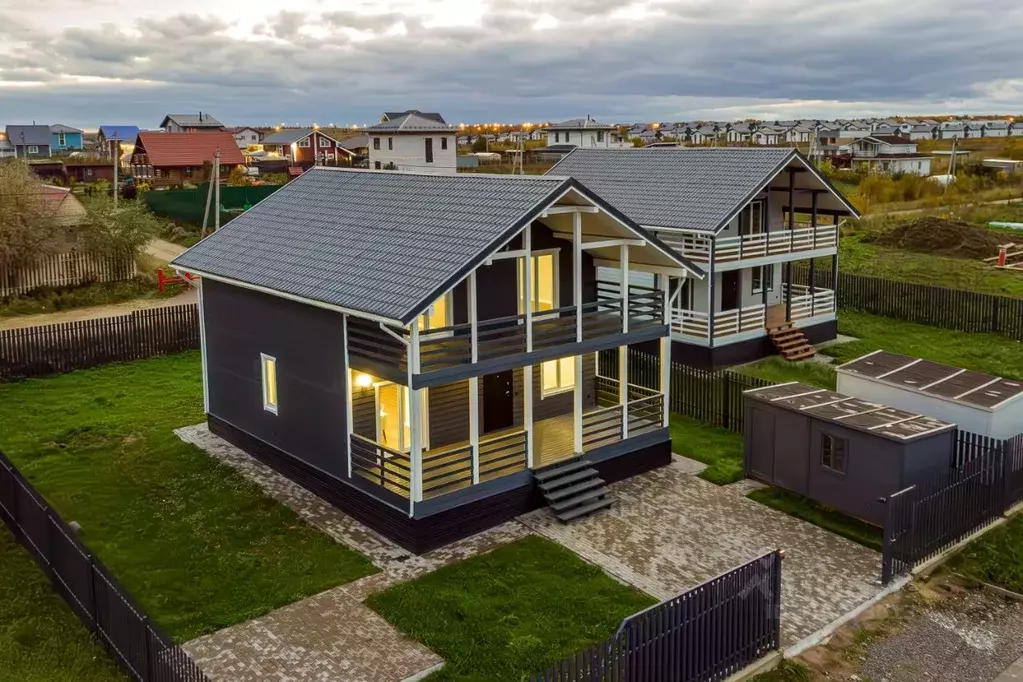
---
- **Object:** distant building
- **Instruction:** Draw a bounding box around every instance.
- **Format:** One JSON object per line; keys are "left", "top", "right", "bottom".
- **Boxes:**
{"left": 259, "top": 128, "right": 355, "bottom": 166}
{"left": 364, "top": 112, "right": 457, "bottom": 173}
{"left": 545, "top": 116, "right": 629, "bottom": 148}
{"left": 848, "top": 136, "right": 932, "bottom": 176}
{"left": 159, "top": 113, "right": 225, "bottom": 133}
{"left": 130, "top": 131, "right": 246, "bottom": 187}
{"left": 50, "top": 124, "right": 84, "bottom": 152}
{"left": 97, "top": 126, "right": 141, "bottom": 157}
{"left": 228, "top": 127, "right": 264, "bottom": 148}
{"left": 4, "top": 125, "right": 52, "bottom": 157}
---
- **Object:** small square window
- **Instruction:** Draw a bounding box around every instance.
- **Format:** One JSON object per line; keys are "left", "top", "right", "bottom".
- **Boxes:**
{"left": 27, "top": 145, "right": 39, "bottom": 154}
{"left": 319, "top": 137, "right": 331, "bottom": 148}
{"left": 373, "top": 137, "right": 381, "bottom": 150}
{"left": 298, "top": 138, "right": 310, "bottom": 147}
{"left": 821, "top": 434, "right": 847, "bottom": 473}
{"left": 262, "top": 353, "right": 278, "bottom": 414}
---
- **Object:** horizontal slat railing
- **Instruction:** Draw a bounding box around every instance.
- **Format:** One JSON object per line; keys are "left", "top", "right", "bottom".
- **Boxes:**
{"left": 627, "top": 393, "right": 663, "bottom": 435}
{"left": 478, "top": 430, "right": 528, "bottom": 480}
{"left": 656, "top": 224, "right": 837, "bottom": 264}
{"left": 582, "top": 405, "right": 623, "bottom": 451}
{"left": 350, "top": 434, "right": 411, "bottom": 497}
{"left": 421, "top": 444, "right": 474, "bottom": 498}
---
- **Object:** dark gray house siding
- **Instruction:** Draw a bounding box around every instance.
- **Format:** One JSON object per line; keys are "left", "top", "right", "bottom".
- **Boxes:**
{"left": 203, "top": 278, "right": 349, "bottom": 479}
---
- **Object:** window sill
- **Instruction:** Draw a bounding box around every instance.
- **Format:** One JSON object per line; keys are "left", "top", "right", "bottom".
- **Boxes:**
{"left": 541, "top": 387, "right": 575, "bottom": 399}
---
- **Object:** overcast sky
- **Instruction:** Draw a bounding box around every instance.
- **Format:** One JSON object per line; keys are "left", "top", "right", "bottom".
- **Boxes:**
{"left": 2, "top": 0, "right": 1022, "bottom": 128}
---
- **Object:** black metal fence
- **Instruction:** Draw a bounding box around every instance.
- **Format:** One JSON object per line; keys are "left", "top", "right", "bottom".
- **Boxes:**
{"left": 0, "top": 303, "right": 199, "bottom": 381}
{"left": 530, "top": 550, "right": 783, "bottom": 682}
{"left": 882, "top": 433, "right": 1023, "bottom": 584}
{"left": 0, "top": 450, "right": 208, "bottom": 682}
{"left": 599, "top": 350, "right": 773, "bottom": 434}
{"left": 793, "top": 266, "right": 1023, "bottom": 341}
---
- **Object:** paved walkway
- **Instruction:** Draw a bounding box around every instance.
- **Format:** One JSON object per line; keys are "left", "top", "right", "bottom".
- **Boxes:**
{"left": 520, "top": 457, "right": 884, "bottom": 647}
{"left": 145, "top": 237, "right": 188, "bottom": 263}
{"left": 995, "top": 655, "right": 1023, "bottom": 682}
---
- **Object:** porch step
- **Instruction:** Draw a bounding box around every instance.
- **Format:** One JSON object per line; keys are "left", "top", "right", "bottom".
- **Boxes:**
{"left": 533, "top": 456, "right": 613, "bottom": 523}
{"left": 768, "top": 323, "right": 816, "bottom": 362}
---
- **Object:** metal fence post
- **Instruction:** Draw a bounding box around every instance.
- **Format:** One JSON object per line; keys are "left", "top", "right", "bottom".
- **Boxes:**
{"left": 1002, "top": 442, "right": 1013, "bottom": 514}
{"left": 86, "top": 554, "right": 98, "bottom": 632}
{"left": 143, "top": 615, "right": 153, "bottom": 682}
{"left": 772, "top": 550, "right": 783, "bottom": 650}
{"left": 721, "top": 373, "right": 732, "bottom": 430}
{"left": 881, "top": 497, "right": 894, "bottom": 585}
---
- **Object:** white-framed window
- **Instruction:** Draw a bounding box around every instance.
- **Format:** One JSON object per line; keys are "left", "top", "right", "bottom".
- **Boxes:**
{"left": 58, "top": 133, "right": 66, "bottom": 146}
{"left": 261, "top": 353, "right": 278, "bottom": 414}
{"left": 542, "top": 356, "right": 575, "bottom": 397}
{"left": 27, "top": 145, "right": 38, "bottom": 154}
{"left": 739, "top": 200, "right": 764, "bottom": 235}
{"left": 517, "top": 251, "right": 558, "bottom": 316}
{"left": 298, "top": 138, "right": 311, "bottom": 148}
{"left": 417, "top": 293, "right": 452, "bottom": 332}
{"left": 821, "top": 434, "right": 847, "bottom": 474}
{"left": 319, "top": 137, "right": 331, "bottom": 148}
{"left": 374, "top": 382, "right": 429, "bottom": 452}
{"left": 751, "top": 265, "right": 774, "bottom": 295}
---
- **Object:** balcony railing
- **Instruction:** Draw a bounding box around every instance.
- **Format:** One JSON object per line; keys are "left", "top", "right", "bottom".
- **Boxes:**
{"left": 784, "top": 284, "right": 836, "bottom": 321}
{"left": 672, "top": 304, "right": 767, "bottom": 340}
{"left": 657, "top": 224, "right": 838, "bottom": 264}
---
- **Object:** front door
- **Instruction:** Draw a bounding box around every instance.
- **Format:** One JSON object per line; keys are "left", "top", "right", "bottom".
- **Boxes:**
{"left": 721, "top": 270, "right": 741, "bottom": 311}
{"left": 482, "top": 370, "right": 514, "bottom": 433}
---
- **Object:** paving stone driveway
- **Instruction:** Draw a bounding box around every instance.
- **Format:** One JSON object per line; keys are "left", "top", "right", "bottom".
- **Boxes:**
{"left": 521, "top": 457, "right": 885, "bottom": 647}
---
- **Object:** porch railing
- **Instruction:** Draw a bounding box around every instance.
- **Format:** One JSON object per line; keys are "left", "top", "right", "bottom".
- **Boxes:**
{"left": 350, "top": 434, "right": 412, "bottom": 497}
{"left": 657, "top": 224, "right": 838, "bottom": 264}
{"left": 783, "top": 284, "right": 836, "bottom": 320}
{"left": 478, "top": 430, "right": 528, "bottom": 482}
{"left": 582, "top": 405, "right": 623, "bottom": 450}
{"left": 672, "top": 304, "right": 766, "bottom": 340}
{"left": 627, "top": 392, "right": 663, "bottom": 435}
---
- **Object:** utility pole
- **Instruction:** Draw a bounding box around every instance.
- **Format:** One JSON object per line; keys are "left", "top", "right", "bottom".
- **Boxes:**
{"left": 214, "top": 149, "right": 221, "bottom": 233}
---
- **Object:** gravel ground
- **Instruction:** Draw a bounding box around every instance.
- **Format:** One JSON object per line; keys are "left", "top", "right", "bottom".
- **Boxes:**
{"left": 861, "top": 584, "right": 1023, "bottom": 682}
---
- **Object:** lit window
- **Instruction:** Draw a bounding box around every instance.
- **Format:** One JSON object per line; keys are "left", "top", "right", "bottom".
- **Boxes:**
{"left": 517, "top": 253, "right": 557, "bottom": 315}
{"left": 821, "top": 434, "right": 847, "bottom": 473}
{"left": 542, "top": 357, "right": 575, "bottom": 396}
{"left": 261, "top": 354, "right": 278, "bottom": 414}
{"left": 417, "top": 294, "right": 450, "bottom": 332}
{"left": 376, "top": 383, "right": 426, "bottom": 452}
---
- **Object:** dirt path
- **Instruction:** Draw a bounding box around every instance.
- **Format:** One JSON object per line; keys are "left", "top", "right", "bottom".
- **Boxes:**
{"left": 0, "top": 289, "right": 196, "bottom": 331}
{"left": 145, "top": 238, "right": 188, "bottom": 263}
{"left": 870, "top": 196, "right": 1023, "bottom": 219}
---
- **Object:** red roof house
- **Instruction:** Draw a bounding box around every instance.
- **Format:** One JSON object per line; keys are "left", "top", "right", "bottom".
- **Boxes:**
{"left": 130, "top": 131, "right": 246, "bottom": 186}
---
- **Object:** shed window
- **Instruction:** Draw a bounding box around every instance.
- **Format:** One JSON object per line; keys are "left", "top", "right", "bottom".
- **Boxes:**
{"left": 27, "top": 146, "right": 39, "bottom": 154}
{"left": 821, "top": 434, "right": 847, "bottom": 473}
{"left": 261, "top": 354, "right": 278, "bottom": 414}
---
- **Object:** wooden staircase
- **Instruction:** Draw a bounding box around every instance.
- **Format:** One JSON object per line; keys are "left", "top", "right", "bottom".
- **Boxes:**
{"left": 768, "top": 322, "right": 816, "bottom": 361}
{"left": 533, "top": 456, "right": 612, "bottom": 523}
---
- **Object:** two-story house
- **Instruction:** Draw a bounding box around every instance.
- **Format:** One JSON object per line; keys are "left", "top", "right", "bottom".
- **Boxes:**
{"left": 545, "top": 116, "right": 629, "bottom": 148}
{"left": 259, "top": 128, "right": 355, "bottom": 166}
{"left": 5, "top": 125, "right": 52, "bottom": 157}
{"left": 364, "top": 112, "right": 457, "bottom": 173}
{"left": 50, "top": 125, "right": 84, "bottom": 152}
{"left": 548, "top": 147, "right": 859, "bottom": 367}
{"left": 171, "top": 168, "right": 701, "bottom": 552}
{"left": 848, "top": 136, "right": 932, "bottom": 176}
{"left": 159, "top": 113, "right": 225, "bottom": 133}
{"left": 130, "top": 131, "right": 246, "bottom": 187}
{"left": 229, "top": 127, "right": 264, "bottom": 149}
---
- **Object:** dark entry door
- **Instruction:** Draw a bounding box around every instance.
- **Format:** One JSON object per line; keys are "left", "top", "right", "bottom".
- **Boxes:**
{"left": 721, "top": 271, "right": 741, "bottom": 311}
{"left": 482, "top": 370, "right": 515, "bottom": 433}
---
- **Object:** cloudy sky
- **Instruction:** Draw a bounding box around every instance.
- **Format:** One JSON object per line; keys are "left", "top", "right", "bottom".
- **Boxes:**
{"left": 2, "top": 0, "right": 1022, "bottom": 128}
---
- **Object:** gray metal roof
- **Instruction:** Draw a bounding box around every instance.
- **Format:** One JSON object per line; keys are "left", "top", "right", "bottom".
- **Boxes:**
{"left": 548, "top": 117, "right": 615, "bottom": 131}
{"left": 174, "top": 169, "right": 570, "bottom": 323}
{"left": 365, "top": 113, "right": 454, "bottom": 133}
{"left": 50, "top": 124, "right": 82, "bottom": 134}
{"left": 383, "top": 110, "right": 446, "bottom": 124}
{"left": 261, "top": 128, "right": 315, "bottom": 145}
{"left": 546, "top": 147, "right": 800, "bottom": 232}
{"left": 161, "top": 113, "right": 224, "bottom": 128}
{"left": 6, "top": 125, "right": 52, "bottom": 146}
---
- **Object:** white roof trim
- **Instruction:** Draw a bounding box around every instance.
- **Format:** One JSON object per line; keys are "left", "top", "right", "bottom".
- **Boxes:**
{"left": 954, "top": 377, "right": 1004, "bottom": 400}
{"left": 919, "top": 368, "right": 967, "bottom": 391}
{"left": 876, "top": 357, "right": 922, "bottom": 379}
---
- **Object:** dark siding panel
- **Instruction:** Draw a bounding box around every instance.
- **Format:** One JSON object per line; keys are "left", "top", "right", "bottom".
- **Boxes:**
{"left": 203, "top": 279, "right": 349, "bottom": 479}
{"left": 476, "top": 258, "right": 519, "bottom": 322}
{"left": 429, "top": 381, "right": 471, "bottom": 448}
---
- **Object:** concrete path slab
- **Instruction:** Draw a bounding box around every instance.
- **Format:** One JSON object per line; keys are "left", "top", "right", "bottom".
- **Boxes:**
{"left": 995, "top": 655, "right": 1023, "bottom": 682}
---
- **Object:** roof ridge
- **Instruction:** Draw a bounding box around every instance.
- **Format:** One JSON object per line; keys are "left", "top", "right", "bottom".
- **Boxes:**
{"left": 308, "top": 166, "right": 565, "bottom": 182}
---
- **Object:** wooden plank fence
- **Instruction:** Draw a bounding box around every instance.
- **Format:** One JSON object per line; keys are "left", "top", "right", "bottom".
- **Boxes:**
{"left": 530, "top": 550, "right": 783, "bottom": 682}
{"left": 1, "top": 252, "right": 137, "bottom": 297}
{"left": 0, "top": 449, "right": 208, "bottom": 682}
{"left": 793, "top": 266, "right": 1023, "bottom": 341}
{"left": 0, "top": 304, "right": 199, "bottom": 380}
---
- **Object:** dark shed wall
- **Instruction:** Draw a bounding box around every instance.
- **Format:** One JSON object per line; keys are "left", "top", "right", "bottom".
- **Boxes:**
{"left": 202, "top": 279, "right": 349, "bottom": 478}
{"left": 901, "top": 431, "right": 956, "bottom": 486}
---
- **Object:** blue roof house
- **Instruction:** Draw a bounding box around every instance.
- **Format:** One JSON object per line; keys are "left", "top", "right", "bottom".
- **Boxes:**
{"left": 51, "top": 124, "right": 84, "bottom": 151}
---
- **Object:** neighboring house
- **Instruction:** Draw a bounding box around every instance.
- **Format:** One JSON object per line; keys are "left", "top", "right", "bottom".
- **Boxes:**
{"left": 908, "top": 124, "right": 937, "bottom": 141}
{"left": 784, "top": 124, "right": 816, "bottom": 144}
{"left": 228, "top": 127, "right": 264, "bottom": 148}
{"left": 5, "top": 125, "right": 52, "bottom": 157}
{"left": 1010, "top": 122, "right": 1023, "bottom": 138}
{"left": 364, "top": 112, "right": 457, "bottom": 173}
{"left": 726, "top": 123, "right": 755, "bottom": 144}
{"left": 0, "top": 136, "right": 13, "bottom": 158}
{"left": 130, "top": 131, "right": 245, "bottom": 187}
{"left": 171, "top": 167, "right": 699, "bottom": 552}
{"left": 545, "top": 116, "right": 628, "bottom": 148}
{"left": 752, "top": 126, "right": 783, "bottom": 146}
{"left": 835, "top": 121, "right": 871, "bottom": 140}
{"left": 939, "top": 122, "right": 966, "bottom": 140}
{"left": 50, "top": 124, "right": 84, "bottom": 152}
{"left": 848, "top": 136, "right": 932, "bottom": 176}
{"left": 381, "top": 110, "right": 446, "bottom": 124}
{"left": 981, "top": 121, "right": 1010, "bottom": 138}
{"left": 97, "top": 126, "right": 141, "bottom": 158}
{"left": 547, "top": 147, "right": 860, "bottom": 367}
{"left": 65, "top": 160, "right": 116, "bottom": 183}
{"left": 159, "top": 113, "right": 225, "bottom": 133}
{"left": 259, "top": 128, "right": 355, "bottom": 166}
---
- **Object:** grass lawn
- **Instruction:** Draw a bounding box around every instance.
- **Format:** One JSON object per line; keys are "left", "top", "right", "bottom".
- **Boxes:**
{"left": 0, "top": 352, "right": 376, "bottom": 642}
{"left": 751, "top": 660, "right": 813, "bottom": 682}
{"left": 737, "top": 356, "right": 836, "bottom": 390}
{"left": 366, "top": 535, "right": 655, "bottom": 682}
{"left": 747, "top": 487, "right": 883, "bottom": 552}
{"left": 0, "top": 526, "right": 124, "bottom": 682}
{"left": 670, "top": 415, "right": 745, "bottom": 485}
{"left": 947, "top": 514, "right": 1023, "bottom": 594}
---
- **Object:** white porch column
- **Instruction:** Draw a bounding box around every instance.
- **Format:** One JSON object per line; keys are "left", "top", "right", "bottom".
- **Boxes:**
{"left": 618, "top": 244, "right": 629, "bottom": 439}
{"left": 468, "top": 271, "right": 480, "bottom": 484}
{"left": 573, "top": 212, "right": 583, "bottom": 453}
{"left": 342, "top": 314, "right": 353, "bottom": 478}
{"left": 197, "top": 280, "right": 209, "bottom": 414}
{"left": 409, "top": 325, "right": 423, "bottom": 508}
{"left": 523, "top": 227, "right": 535, "bottom": 468}
{"left": 660, "top": 274, "right": 671, "bottom": 427}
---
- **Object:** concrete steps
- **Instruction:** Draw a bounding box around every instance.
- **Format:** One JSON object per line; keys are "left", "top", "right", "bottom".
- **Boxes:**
{"left": 533, "top": 456, "right": 612, "bottom": 523}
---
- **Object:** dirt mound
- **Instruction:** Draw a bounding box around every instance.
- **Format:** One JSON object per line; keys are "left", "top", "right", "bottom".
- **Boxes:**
{"left": 863, "top": 217, "right": 1007, "bottom": 259}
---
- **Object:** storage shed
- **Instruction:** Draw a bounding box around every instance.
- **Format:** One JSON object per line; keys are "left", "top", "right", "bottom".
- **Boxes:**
{"left": 744, "top": 382, "right": 956, "bottom": 526}
{"left": 837, "top": 351, "right": 1023, "bottom": 440}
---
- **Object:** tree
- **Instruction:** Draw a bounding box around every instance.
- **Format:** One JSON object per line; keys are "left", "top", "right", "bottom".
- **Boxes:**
{"left": 0, "top": 160, "right": 63, "bottom": 268}
{"left": 74, "top": 198, "right": 162, "bottom": 258}
{"left": 471, "top": 136, "right": 489, "bottom": 153}
{"left": 227, "top": 165, "right": 252, "bottom": 186}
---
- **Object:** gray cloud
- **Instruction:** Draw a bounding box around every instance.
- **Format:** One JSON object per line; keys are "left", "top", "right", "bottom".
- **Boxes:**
{"left": 2, "top": 0, "right": 1022, "bottom": 127}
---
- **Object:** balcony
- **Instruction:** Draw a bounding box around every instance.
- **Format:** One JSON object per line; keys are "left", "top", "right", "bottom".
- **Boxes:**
{"left": 657, "top": 223, "right": 838, "bottom": 266}
{"left": 672, "top": 284, "right": 835, "bottom": 343}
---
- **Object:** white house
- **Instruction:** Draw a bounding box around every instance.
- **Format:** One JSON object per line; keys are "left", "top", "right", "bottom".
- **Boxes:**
{"left": 982, "top": 121, "right": 1010, "bottom": 138}
{"left": 849, "top": 136, "right": 932, "bottom": 176}
{"left": 1011, "top": 122, "right": 1023, "bottom": 137}
{"left": 230, "top": 127, "right": 263, "bottom": 148}
{"left": 784, "top": 124, "right": 816, "bottom": 144}
{"left": 752, "top": 126, "right": 784, "bottom": 146}
{"left": 908, "top": 124, "right": 937, "bottom": 141}
{"left": 364, "top": 112, "right": 457, "bottom": 174}
{"left": 545, "top": 116, "right": 628, "bottom": 148}
{"left": 726, "top": 123, "right": 755, "bottom": 144}
{"left": 939, "top": 122, "right": 966, "bottom": 140}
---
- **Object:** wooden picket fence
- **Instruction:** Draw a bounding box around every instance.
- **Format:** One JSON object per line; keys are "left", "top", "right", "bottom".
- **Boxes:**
{"left": 0, "top": 304, "right": 199, "bottom": 380}
{"left": 1, "top": 252, "right": 137, "bottom": 297}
